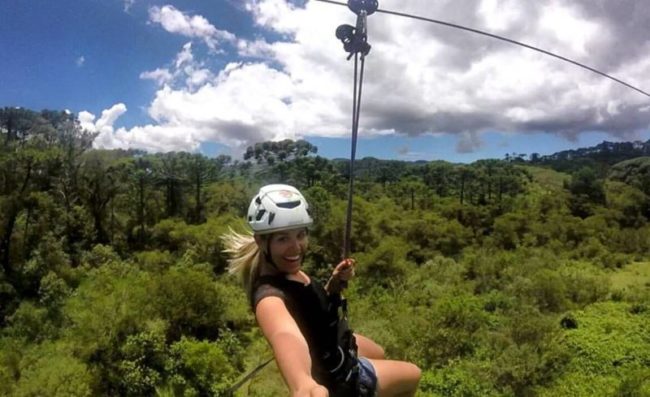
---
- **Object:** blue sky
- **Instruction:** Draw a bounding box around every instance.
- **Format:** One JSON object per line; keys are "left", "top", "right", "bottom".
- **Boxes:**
{"left": 2, "top": 0, "right": 649, "bottom": 163}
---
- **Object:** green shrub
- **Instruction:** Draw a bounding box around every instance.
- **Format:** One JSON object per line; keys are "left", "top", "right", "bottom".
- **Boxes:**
{"left": 152, "top": 264, "right": 226, "bottom": 340}
{"left": 420, "top": 363, "right": 499, "bottom": 397}
{"left": 168, "top": 337, "right": 236, "bottom": 396}
{"left": 4, "top": 301, "right": 58, "bottom": 342}
{"left": 13, "top": 342, "right": 93, "bottom": 397}
{"left": 62, "top": 262, "right": 155, "bottom": 362}
{"left": 420, "top": 294, "right": 488, "bottom": 367}
{"left": 134, "top": 250, "right": 175, "bottom": 273}
{"left": 117, "top": 323, "right": 169, "bottom": 396}
{"left": 355, "top": 236, "right": 411, "bottom": 288}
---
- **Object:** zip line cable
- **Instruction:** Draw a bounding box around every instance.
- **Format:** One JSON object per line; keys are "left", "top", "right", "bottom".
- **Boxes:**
{"left": 315, "top": 0, "right": 650, "bottom": 99}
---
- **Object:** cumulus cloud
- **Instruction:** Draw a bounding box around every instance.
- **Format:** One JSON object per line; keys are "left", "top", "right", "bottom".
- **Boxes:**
{"left": 81, "top": 103, "right": 201, "bottom": 152}
{"left": 237, "top": 38, "right": 275, "bottom": 59}
{"left": 80, "top": 103, "right": 128, "bottom": 149}
{"left": 93, "top": 0, "right": 650, "bottom": 154}
{"left": 240, "top": 0, "right": 650, "bottom": 149}
{"left": 140, "top": 68, "right": 173, "bottom": 86}
{"left": 140, "top": 42, "right": 215, "bottom": 90}
{"left": 148, "top": 5, "right": 236, "bottom": 51}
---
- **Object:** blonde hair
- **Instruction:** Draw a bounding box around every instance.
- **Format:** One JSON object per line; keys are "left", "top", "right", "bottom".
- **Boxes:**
{"left": 221, "top": 228, "right": 266, "bottom": 304}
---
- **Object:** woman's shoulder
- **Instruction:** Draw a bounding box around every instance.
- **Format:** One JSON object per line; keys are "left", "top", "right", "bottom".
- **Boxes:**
{"left": 253, "top": 280, "right": 286, "bottom": 310}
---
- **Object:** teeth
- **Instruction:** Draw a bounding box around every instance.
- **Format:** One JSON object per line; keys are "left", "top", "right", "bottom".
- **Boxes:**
{"left": 285, "top": 256, "right": 300, "bottom": 261}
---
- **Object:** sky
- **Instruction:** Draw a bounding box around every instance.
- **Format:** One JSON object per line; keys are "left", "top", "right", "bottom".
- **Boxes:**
{"left": 1, "top": 0, "right": 650, "bottom": 163}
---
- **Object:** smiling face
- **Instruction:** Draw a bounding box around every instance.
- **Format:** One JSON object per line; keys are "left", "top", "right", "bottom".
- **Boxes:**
{"left": 263, "top": 228, "right": 309, "bottom": 274}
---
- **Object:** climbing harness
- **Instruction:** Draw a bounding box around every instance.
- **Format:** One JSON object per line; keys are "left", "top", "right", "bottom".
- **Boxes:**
{"left": 251, "top": 275, "right": 362, "bottom": 397}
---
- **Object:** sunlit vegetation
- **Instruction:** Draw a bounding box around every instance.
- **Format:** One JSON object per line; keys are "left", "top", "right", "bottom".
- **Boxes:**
{"left": 1, "top": 107, "right": 649, "bottom": 396}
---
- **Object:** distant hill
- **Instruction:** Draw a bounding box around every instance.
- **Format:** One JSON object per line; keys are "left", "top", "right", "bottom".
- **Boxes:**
{"left": 608, "top": 156, "right": 650, "bottom": 195}
{"left": 531, "top": 139, "right": 650, "bottom": 173}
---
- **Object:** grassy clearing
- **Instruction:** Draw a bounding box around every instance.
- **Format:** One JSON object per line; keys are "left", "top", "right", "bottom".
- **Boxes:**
{"left": 610, "top": 261, "right": 650, "bottom": 290}
{"left": 520, "top": 165, "right": 571, "bottom": 192}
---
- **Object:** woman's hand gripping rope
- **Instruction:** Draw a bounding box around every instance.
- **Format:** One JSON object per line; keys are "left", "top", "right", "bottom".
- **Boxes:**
{"left": 325, "top": 258, "right": 356, "bottom": 295}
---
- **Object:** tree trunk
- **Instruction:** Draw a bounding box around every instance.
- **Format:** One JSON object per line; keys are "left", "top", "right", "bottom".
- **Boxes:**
{"left": 0, "top": 199, "right": 19, "bottom": 278}
{"left": 138, "top": 177, "right": 145, "bottom": 246}
{"left": 23, "top": 205, "right": 31, "bottom": 259}
{"left": 195, "top": 173, "right": 201, "bottom": 223}
{"left": 460, "top": 175, "right": 465, "bottom": 205}
{"left": 109, "top": 200, "right": 114, "bottom": 244}
{"left": 93, "top": 208, "right": 107, "bottom": 244}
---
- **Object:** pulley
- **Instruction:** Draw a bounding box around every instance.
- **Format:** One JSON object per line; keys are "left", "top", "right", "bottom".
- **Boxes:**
{"left": 347, "top": 0, "right": 378, "bottom": 16}
{"left": 336, "top": 24, "right": 370, "bottom": 58}
{"left": 336, "top": 0, "right": 376, "bottom": 59}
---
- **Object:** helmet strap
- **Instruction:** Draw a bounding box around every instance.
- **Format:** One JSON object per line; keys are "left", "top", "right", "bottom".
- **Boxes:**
{"left": 265, "top": 238, "right": 280, "bottom": 271}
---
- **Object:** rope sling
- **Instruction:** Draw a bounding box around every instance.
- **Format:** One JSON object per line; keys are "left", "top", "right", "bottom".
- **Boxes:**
{"left": 340, "top": 0, "right": 376, "bottom": 260}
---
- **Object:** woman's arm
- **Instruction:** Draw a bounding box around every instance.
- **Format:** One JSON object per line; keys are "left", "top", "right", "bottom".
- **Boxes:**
{"left": 256, "top": 296, "right": 328, "bottom": 397}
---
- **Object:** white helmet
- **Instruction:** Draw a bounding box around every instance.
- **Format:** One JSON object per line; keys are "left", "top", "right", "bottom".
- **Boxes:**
{"left": 247, "top": 184, "right": 313, "bottom": 234}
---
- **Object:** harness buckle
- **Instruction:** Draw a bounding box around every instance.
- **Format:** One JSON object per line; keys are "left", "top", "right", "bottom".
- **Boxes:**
{"left": 328, "top": 346, "right": 347, "bottom": 373}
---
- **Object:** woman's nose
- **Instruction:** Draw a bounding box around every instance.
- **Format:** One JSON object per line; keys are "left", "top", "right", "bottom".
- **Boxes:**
{"left": 290, "top": 237, "right": 301, "bottom": 250}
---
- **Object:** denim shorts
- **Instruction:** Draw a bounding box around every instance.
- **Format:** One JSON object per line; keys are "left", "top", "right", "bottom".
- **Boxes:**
{"left": 357, "top": 357, "right": 378, "bottom": 396}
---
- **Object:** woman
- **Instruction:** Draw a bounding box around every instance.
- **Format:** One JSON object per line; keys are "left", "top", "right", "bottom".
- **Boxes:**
{"left": 223, "top": 184, "right": 420, "bottom": 397}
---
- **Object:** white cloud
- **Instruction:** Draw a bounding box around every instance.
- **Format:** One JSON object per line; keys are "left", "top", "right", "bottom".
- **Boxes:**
{"left": 76, "top": 56, "right": 85, "bottom": 67}
{"left": 148, "top": 5, "right": 236, "bottom": 51}
{"left": 140, "top": 42, "right": 215, "bottom": 90}
{"left": 94, "top": 0, "right": 650, "bottom": 154}
{"left": 478, "top": 0, "right": 526, "bottom": 32}
{"left": 237, "top": 38, "right": 275, "bottom": 59}
{"left": 140, "top": 68, "right": 173, "bottom": 86}
{"left": 538, "top": 3, "right": 599, "bottom": 57}
{"left": 81, "top": 104, "right": 128, "bottom": 149}
{"left": 123, "top": 0, "right": 135, "bottom": 12}
{"left": 175, "top": 42, "right": 194, "bottom": 68}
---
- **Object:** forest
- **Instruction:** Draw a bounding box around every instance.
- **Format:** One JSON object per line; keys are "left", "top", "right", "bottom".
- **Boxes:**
{"left": 0, "top": 107, "right": 649, "bottom": 396}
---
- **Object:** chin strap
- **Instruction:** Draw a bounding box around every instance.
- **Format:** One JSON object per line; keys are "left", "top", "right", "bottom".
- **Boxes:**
{"left": 262, "top": 237, "right": 282, "bottom": 272}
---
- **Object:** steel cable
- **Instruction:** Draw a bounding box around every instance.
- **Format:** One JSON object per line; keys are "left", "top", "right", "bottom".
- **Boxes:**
{"left": 315, "top": 0, "right": 650, "bottom": 98}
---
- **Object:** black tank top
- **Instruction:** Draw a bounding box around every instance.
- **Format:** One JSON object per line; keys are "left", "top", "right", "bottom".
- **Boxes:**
{"left": 252, "top": 275, "right": 353, "bottom": 388}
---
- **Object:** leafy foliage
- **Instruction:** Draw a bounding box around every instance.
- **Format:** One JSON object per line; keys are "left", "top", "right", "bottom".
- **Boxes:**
{"left": 1, "top": 109, "right": 649, "bottom": 396}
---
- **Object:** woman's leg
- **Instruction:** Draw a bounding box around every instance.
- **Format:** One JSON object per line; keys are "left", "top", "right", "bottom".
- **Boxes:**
{"left": 354, "top": 333, "right": 385, "bottom": 359}
{"left": 367, "top": 358, "right": 421, "bottom": 397}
